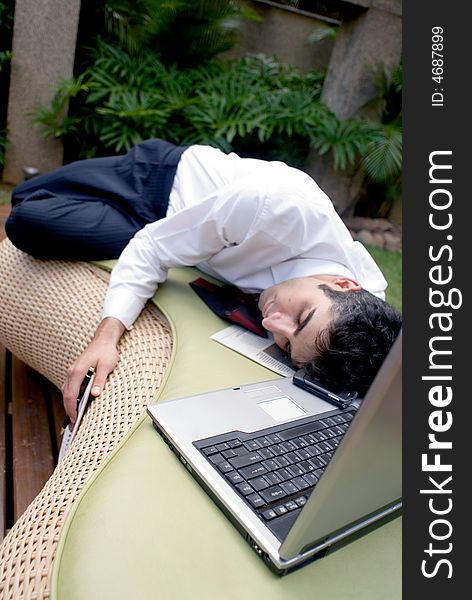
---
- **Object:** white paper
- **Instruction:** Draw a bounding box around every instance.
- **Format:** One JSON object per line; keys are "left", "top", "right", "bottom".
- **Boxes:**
{"left": 58, "top": 372, "right": 95, "bottom": 463}
{"left": 210, "top": 325, "right": 295, "bottom": 377}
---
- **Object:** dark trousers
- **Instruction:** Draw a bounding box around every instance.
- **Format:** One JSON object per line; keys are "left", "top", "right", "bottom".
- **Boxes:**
{"left": 6, "top": 138, "right": 188, "bottom": 260}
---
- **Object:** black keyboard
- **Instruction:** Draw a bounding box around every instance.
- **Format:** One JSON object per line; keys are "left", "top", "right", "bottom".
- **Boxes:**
{"left": 194, "top": 410, "right": 355, "bottom": 526}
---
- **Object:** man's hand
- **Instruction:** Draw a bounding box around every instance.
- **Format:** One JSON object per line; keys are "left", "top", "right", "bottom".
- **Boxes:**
{"left": 61, "top": 317, "right": 126, "bottom": 426}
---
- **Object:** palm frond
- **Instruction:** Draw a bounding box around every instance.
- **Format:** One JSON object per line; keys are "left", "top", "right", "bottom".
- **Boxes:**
{"left": 361, "top": 123, "right": 402, "bottom": 183}
{"left": 0, "top": 49, "right": 11, "bottom": 73}
{"left": 31, "top": 75, "right": 90, "bottom": 136}
{"left": 0, "top": 128, "right": 7, "bottom": 166}
{"left": 310, "top": 112, "right": 373, "bottom": 170}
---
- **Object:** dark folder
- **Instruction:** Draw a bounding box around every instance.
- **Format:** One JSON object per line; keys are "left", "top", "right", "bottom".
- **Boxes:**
{"left": 189, "top": 278, "right": 267, "bottom": 337}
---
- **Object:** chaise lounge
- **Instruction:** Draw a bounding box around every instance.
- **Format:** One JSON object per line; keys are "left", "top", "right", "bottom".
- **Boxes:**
{"left": 0, "top": 237, "right": 401, "bottom": 600}
{"left": 0, "top": 238, "right": 173, "bottom": 598}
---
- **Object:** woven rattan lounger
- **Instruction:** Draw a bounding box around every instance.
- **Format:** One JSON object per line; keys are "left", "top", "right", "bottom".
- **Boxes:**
{"left": 0, "top": 238, "right": 173, "bottom": 599}
{"left": 0, "top": 238, "right": 402, "bottom": 599}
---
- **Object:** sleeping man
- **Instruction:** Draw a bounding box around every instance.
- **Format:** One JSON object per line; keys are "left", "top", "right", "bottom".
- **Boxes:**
{"left": 6, "top": 138, "right": 402, "bottom": 425}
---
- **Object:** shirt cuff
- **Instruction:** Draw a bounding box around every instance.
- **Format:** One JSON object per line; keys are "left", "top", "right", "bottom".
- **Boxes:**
{"left": 101, "top": 287, "right": 148, "bottom": 330}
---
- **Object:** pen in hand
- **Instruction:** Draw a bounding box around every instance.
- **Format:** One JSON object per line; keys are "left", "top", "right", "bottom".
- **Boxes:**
{"left": 61, "top": 367, "right": 95, "bottom": 433}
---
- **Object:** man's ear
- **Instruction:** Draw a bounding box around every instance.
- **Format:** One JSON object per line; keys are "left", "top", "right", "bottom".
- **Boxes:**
{"left": 331, "top": 277, "right": 361, "bottom": 292}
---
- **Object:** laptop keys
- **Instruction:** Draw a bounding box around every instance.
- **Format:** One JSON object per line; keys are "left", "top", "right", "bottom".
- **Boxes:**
{"left": 216, "top": 442, "right": 232, "bottom": 452}
{"left": 247, "top": 494, "right": 265, "bottom": 509}
{"left": 239, "top": 463, "right": 268, "bottom": 479}
{"left": 258, "top": 447, "right": 275, "bottom": 459}
{"left": 251, "top": 477, "right": 269, "bottom": 491}
{"left": 243, "top": 439, "right": 262, "bottom": 451}
{"left": 236, "top": 482, "right": 254, "bottom": 496}
{"left": 216, "top": 461, "right": 234, "bottom": 474}
{"left": 280, "top": 481, "right": 298, "bottom": 496}
{"left": 225, "top": 471, "right": 244, "bottom": 484}
{"left": 262, "top": 508, "right": 277, "bottom": 521}
{"left": 196, "top": 409, "right": 355, "bottom": 523}
{"left": 229, "top": 452, "right": 262, "bottom": 469}
{"left": 262, "top": 496, "right": 307, "bottom": 521}
{"left": 260, "top": 485, "right": 287, "bottom": 503}
{"left": 222, "top": 449, "right": 239, "bottom": 459}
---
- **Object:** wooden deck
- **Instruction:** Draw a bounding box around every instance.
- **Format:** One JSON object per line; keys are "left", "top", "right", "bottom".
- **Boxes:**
{"left": 1, "top": 206, "right": 67, "bottom": 542}
{"left": 0, "top": 346, "right": 66, "bottom": 543}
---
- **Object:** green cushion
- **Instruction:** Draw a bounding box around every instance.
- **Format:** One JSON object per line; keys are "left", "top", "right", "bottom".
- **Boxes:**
{"left": 51, "top": 266, "right": 401, "bottom": 600}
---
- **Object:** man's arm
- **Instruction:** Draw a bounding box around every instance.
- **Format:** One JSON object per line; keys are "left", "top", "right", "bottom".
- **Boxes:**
{"left": 101, "top": 183, "right": 264, "bottom": 327}
{"left": 61, "top": 317, "right": 125, "bottom": 425}
{"left": 62, "top": 182, "right": 264, "bottom": 421}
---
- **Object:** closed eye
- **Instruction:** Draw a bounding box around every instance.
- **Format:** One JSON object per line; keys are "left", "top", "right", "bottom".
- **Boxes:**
{"left": 295, "top": 308, "right": 316, "bottom": 336}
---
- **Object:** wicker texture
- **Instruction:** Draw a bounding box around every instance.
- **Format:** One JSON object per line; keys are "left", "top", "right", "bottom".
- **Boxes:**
{"left": 0, "top": 239, "right": 173, "bottom": 599}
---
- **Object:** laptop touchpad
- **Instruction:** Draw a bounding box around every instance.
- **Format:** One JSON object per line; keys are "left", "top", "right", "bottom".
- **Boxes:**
{"left": 258, "top": 396, "right": 306, "bottom": 422}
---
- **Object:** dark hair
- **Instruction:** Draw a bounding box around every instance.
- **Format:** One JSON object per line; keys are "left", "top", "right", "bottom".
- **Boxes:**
{"left": 305, "top": 285, "right": 402, "bottom": 397}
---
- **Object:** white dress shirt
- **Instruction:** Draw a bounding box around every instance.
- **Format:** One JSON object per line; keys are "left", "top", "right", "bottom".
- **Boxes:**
{"left": 102, "top": 145, "right": 387, "bottom": 329}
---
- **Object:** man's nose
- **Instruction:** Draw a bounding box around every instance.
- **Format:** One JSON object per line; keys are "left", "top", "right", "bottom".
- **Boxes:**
{"left": 262, "top": 311, "right": 294, "bottom": 336}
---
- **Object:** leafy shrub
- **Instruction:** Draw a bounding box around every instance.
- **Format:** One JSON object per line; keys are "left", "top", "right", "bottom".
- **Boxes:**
{"left": 0, "top": 49, "right": 11, "bottom": 73}
{"left": 354, "top": 65, "right": 402, "bottom": 217}
{"left": 0, "top": 1, "right": 12, "bottom": 50}
{"left": 77, "top": 0, "right": 259, "bottom": 68}
{"left": 33, "top": 46, "right": 325, "bottom": 163}
{"left": 0, "top": 128, "right": 6, "bottom": 166}
{"left": 33, "top": 45, "right": 374, "bottom": 165}
{"left": 33, "top": 42, "right": 401, "bottom": 197}
{"left": 0, "top": 0, "right": 13, "bottom": 169}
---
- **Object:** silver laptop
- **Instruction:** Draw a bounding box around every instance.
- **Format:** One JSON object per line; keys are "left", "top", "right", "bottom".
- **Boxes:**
{"left": 147, "top": 333, "right": 402, "bottom": 574}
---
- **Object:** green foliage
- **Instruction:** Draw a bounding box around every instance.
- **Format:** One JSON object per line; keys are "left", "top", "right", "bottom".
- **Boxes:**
{"left": 0, "top": 50, "right": 11, "bottom": 73}
{"left": 361, "top": 123, "right": 402, "bottom": 183}
{"left": 364, "top": 65, "right": 402, "bottom": 125}
{"left": 310, "top": 116, "right": 372, "bottom": 171}
{"left": 182, "top": 55, "right": 324, "bottom": 156}
{"left": 0, "top": 1, "right": 12, "bottom": 30}
{"left": 365, "top": 244, "right": 402, "bottom": 311}
{"left": 0, "top": 128, "right": 6, "bottom": 166}
{"left": 391, "top": 63, "right": 402, "bottom": 93}
{"left": 0, "top": 0, "right": 13, "bottom": 168}
{"left": 33, "top": 38, "right": 401, "bottom": 192}
{"left": 78, "top": 0, "right": 259, "bottom": 68}
{"left": 32, "top": 76, "right": 91, "bottom": 137}
{"left": 33, "top": 47, "right": 327, "bottom": 164}
{"left": 0, "top": 1, "right": 12, "bottom": 73}
{"left": 354, "top": 64, "right": 402, "bottom": 216}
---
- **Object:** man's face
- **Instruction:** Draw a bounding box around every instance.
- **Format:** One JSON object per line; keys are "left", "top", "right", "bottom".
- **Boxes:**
{"left": 258, "top": 275, "right": 360, "bottom": 366}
